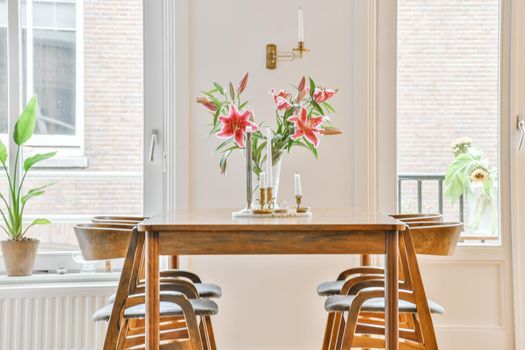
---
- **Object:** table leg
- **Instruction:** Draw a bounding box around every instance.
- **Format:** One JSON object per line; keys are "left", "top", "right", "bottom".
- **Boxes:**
{"left": 385, "top": 230, "right": 399, "bottom": 350}
{"left": 146, "top": 231, "right": 160, "bottom": 350}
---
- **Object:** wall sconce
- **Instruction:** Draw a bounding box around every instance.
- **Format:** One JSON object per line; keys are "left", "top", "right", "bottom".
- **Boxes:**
{"left": 266, "top": 7, "right": 309, "bottom": 70}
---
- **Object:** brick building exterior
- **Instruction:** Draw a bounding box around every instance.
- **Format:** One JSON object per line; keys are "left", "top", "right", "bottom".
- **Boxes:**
{"left": 397, "top": 0, "right": 500, "bottom": 222}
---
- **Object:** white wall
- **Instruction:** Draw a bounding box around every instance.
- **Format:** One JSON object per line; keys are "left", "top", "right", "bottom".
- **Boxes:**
{"left": 174, "top": 1, "right": 363, "bottom": 349}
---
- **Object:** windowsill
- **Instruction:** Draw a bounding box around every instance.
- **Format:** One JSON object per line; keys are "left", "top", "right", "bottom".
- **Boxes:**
{"left": 34, "top": 155, "right": 88, "bottom": 169}
{"left": 0, "top": 271, "right": 120, "bottom": 287}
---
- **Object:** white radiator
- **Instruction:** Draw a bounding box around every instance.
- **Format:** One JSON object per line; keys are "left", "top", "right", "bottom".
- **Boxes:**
{"left": 0, "top": 280, "right": 116, "bottom": 350}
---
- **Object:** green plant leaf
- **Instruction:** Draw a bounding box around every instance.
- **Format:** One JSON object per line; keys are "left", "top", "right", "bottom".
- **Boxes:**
{"left": 31, "top": 218, "right": 51, "bottom": 225}
{"left": 0, "top": 139, "right": 7, "bottom": 164}
{"left": 213, "top": 82, "right": 225, "bottom": 95}
{"left": 22, "top": 183, "right": 55, "bottom": 204}
{"left": 23, "top": 151, "right": 57, "bottom": 171}
{"left": 309, "top": 78, "right": 316, "bottom": 97}
{"left": 14, "top": 96, "right": 38, "bottom": 145}
{"left": 311, "top": 100, "right": 324, "bottom": 115}
{"left": 219, "top": 150, "right": 232, "bottom": 174}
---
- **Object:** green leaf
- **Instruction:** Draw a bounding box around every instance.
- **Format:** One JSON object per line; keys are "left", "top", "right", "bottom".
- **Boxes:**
{"left": 219, "top": 150, "right": 232, "bottom": 174}
{"left": 309, "top": 78, "right": 316, "bottom": 96}
{"left": 22, "top": 183, "right": 55, "bottom": 204}
{"left": 31, "top": 218, "right": 51, "bottom": 225}
{"left": 311, "top": 100, "right": 324, "bottom": 115}
{"left": 0, "top": 139, "right": 7, "bottom": 164}
{"left": 23, "top": 151, "right": 57, "bottom": 171}
{"left": 14, "top": 96, "right": 38, "bottom": 145}
{"left": 323, "top": 102, "right": 336, "bottom": 113}
{"left": 239, "top": 101, "right": 249, "bottom": 110}
{"left": 212, "top": 107, "right": 222, "bottom": 130}
{"left": 213, "top": 82, "right": 225, "bottom": 95}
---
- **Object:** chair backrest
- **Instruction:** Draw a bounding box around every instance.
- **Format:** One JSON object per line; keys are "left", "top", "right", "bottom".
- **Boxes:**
{"left": 74, "top": 224, "right": 132, "bottom": 260}
{"left": 407, "top": 223, "right": 463, "bottom": 256}
{"left": 391, "top": 213, "right": 443, "bottom": 223}
{"left": 91, "top": 216, "right": 145, "bottom": 225}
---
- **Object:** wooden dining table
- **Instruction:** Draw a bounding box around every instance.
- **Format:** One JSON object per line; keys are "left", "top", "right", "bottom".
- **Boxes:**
{"left": 137, "top": 208, "right": 406, "bottom": 350}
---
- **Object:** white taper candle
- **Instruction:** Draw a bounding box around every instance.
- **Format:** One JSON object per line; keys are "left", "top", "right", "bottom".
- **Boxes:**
{"left": 260, "top": 172, "right": 267, "bottom": 189}
{"left": 298, "top": 7, "right": 304, "bottom": 42}
{"left": 266, "top": 128, "right": 273, "bottom": 188}
{"left": 294, "top": 173, "right": 302, "bottom": 196}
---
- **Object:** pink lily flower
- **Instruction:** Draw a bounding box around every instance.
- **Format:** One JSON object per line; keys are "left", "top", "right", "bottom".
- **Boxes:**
{"left": 216, "top": 105, "right": 258, "bottom": 148}
{"left": 288, "top": 107, "right": 325, "bottom": 148}
{"left": 275, "top": 96, "right": 293, "bottom": 111}
{"left": 269, "top": 88, "right": 291, "bottom": 106}
{"left": 313, "top": 87, "right": 337, "bottom": 103}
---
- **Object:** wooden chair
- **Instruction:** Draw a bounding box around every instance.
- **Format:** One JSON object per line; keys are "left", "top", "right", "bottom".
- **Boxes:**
{"left": 323, "top": 223, "right": 462, "bottom": 350}
{"left": 74, "top": 224, "right": 219, "bottom": 350}
{"left": 318, "top": 214, "right": 442, "bottom": 299}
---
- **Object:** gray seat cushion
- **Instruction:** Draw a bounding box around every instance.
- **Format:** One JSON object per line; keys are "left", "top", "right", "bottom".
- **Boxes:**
{"left": 325, "top": 295, "right": 445, "bottom": 314}
{"left": 93, "top": 296, "right": 218, "bottom": 321}
{"left": 108, "top": 283, "right": 222, "bottom": 303}
{"left": 317, "top": 280, "right": 345, "bottom": 296}
{"left": 195, "top": 283, "right": 222, "bottom": 298}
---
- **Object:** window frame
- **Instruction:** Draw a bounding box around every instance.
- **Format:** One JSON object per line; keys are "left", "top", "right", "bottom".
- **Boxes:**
{"left": 8, "top": 0, "right": 84, "bottom": 154}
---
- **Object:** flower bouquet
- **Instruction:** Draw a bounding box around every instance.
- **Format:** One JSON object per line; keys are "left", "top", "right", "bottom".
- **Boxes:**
{"left": 196, "top": 72, "right": 342, "bottom": 201}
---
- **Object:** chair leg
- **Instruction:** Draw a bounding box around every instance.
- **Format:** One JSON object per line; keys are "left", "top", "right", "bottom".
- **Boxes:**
{"left": 322, "top": 312, "right": 335, "bottom": 350}
{"left": 334, "top": 313, "right": 346, "bottom": 350}
{"left": 329, "top": 312, "right": 343, "bottom": 350}
{"left": 199, "top": 317, "right": 211, "bottom": 350}
{"left": 204, "top": 316, "right": 217, "bottom": 350}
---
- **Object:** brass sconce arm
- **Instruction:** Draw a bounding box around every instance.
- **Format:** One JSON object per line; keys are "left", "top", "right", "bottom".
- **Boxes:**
{"left": 266, "top": 41, "right": 310, "bottom": 70}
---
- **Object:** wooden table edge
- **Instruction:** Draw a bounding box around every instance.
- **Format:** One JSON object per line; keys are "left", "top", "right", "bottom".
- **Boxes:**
{"left": 137, "top": 222, "right": 407, "bottom": 232}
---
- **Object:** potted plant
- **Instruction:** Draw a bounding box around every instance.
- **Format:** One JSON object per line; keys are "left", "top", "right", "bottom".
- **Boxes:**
{"left": 444, "top": 137, "right": 498, "bottom": 234}
{"left": 0, "top": 97, "right": 56, "bottom": 276}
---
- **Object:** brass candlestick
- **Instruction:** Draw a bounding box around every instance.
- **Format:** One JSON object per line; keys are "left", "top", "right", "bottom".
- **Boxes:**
{"left": 267, "top": 187, "right": 274, "bottom": 210}
{"left": 253, "top": 187, "right": 273, "bottom": 214}
{"left": 295, "top": 195, "right": 302, "bottom": 210}
{"left": 296, "top": 195, "right": 309, "bottom": 213}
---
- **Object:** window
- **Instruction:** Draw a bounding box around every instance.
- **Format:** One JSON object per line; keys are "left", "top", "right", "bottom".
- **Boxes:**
{"left": 397, "top": 0, "right": 501, "bottom": 243}
{"left": 0, "top": 0, "right": 144, "bottom": 271}
{"left": 0, "top": 0, "right": 6, "bottom": 133}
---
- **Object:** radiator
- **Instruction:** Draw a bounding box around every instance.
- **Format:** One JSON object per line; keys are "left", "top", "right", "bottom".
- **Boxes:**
{"left": 0, "top": 281, "right": 115, "bottom": 350}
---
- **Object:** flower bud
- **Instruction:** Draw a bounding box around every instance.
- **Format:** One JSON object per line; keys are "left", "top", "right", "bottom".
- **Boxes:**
{"left": 322, "top": 127, "right": 343, "bottom": 136}
{"left": 237, "top": 72, "right": 249, "bottom": 95}
{"left": 297, "top": 76, "right": 306, "bottom": 92}
{"left": 195, "top": 97, "right": 217, "bottom": 112}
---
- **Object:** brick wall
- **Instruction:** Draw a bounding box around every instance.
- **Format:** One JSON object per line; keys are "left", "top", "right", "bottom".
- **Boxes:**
{"left": 397, "top": 0, "right": 500, "bottom": 221}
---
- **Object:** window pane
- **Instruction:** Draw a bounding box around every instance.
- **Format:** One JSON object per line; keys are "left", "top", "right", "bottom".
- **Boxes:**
{"left": 33, "top": 28, "right": 76, "bottom": 135}
{"left": 0, "top": 0, "right": 7, "bottom": 133}
{"left": 21, "top": 0, "right": 143, "bottom": 251}
{"left": 22, "top": 0, "right": 76, "bottom": 135}
{"left": 397, "top": 0, "right": 500, "bottom": 242}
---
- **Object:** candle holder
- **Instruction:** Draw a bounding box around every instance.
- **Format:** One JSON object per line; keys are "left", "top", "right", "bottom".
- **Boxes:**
{"left": 266, "top": 41, "right": 310, "bottom": 70}
{"left": 267, "top": 187, "right": 274, "bottom": 210}
{"left": 295, "top": 195, "right": 310, "bottom": 213}
{"left": 253, "top": 187, "right": 273, "bottom": 215}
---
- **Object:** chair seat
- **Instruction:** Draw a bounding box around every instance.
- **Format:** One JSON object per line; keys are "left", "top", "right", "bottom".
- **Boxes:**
{"left": 317, "top": 280, "right": 345, "bottom": 296}
{"left": 324, "top": 295, "right": 445, "bottom": 314}
{"left": 108, "top": 283, "right": 222, "bottom": 303}
{"left": 93, "top": 295, "right": 218, "bottom": 321}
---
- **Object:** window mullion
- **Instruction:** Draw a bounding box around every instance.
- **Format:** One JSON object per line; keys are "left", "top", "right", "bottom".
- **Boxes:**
{"left": 7, "top": 0, "right": 22, "bottom": 197}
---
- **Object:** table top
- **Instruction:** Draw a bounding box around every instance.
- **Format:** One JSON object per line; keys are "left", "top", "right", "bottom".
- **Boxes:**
{"left": 138, "top": 208, "right": 406, "bottom": 232}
